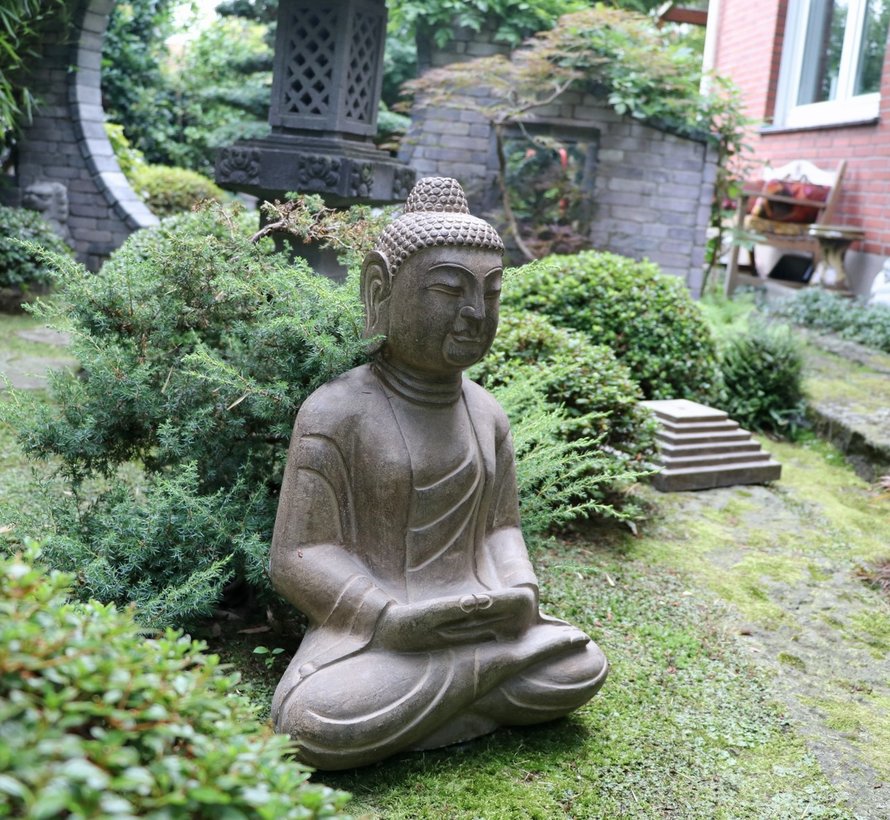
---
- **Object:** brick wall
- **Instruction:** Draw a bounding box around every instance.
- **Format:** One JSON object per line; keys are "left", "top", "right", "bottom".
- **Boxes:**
{"left": 402, "top": 91, "right": 717, "bottom": 295}
{"left": 712, "top": 0, "right": 890, "bottom": 293}
{"left": 15, "top": 0, "right": 156, "bottom": 270}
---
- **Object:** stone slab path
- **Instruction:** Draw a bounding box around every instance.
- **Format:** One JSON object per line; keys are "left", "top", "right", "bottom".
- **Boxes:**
{"left": 0, "top": 325, "right": 75, "bottom": 391}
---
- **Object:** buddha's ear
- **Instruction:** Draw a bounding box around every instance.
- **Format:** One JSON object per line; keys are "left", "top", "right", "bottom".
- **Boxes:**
{"left": 361, "top": 251, "right": 392, "bottom": 344}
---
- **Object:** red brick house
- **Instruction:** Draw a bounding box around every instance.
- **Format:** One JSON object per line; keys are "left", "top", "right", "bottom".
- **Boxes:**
{"left": 706, "top": 0, "right": 890, "bottom": 294}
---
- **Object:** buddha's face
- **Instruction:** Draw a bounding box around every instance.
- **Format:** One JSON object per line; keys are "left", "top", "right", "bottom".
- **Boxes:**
{"left": 383, "top": 245, "right": 503, "bottom": 376}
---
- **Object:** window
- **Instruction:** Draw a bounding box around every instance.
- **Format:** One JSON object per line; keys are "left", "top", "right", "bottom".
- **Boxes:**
{"left": 775, "top": 0, "right": 890, "bottom": 127}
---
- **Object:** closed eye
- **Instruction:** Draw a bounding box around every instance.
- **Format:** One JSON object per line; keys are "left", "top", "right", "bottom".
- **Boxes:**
{"left": 427, "top": 284, "right": 463, "bottom": 296}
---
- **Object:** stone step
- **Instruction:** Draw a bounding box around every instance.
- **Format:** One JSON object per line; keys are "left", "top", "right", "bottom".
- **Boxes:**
{"left": 658, "top": 417, "right": 741, "bottom": 435}
{"left": 658, "top": 439, "right": 763, "bottom": 459}
{"left": 651, "top": 459, "right": 782, "bottom": 492}
{"left": 663, "top": 449, "right": 772, "bottom": 470}
{"left": 642, "top": 399, "right": 728, "bottom": 424}
{"left": 640, "top": 398, "right": 781, "bottom": 491}
{"left": 657, "top": 428, "right": 752, "bottom": 445}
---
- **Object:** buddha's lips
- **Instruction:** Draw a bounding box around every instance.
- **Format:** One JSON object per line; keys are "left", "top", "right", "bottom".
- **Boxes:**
{"left": 450, "top": 334, "right": 484, "bottom": 343}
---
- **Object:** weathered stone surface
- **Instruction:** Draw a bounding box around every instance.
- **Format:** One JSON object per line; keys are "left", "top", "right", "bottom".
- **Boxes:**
{"left": 15, "top": 328, "right": 72, "bottom": 347}
{"left": 270, "top": 178, "right": 606, "bottom": 770}
{"left": 642, "top": 399, "right": 782, "bottom": 491}
{"left": 802, "top": 338, "right": 890, "bottom": 481}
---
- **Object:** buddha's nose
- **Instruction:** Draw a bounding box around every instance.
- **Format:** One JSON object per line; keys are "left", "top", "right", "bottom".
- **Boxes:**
{"left": 459, "top": 302, "right": 484, "bottom": 322}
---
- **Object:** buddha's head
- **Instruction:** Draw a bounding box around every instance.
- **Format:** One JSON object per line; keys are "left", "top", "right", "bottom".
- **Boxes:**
{"left": 362, "top": 177, "right": 505, "bottom": 376}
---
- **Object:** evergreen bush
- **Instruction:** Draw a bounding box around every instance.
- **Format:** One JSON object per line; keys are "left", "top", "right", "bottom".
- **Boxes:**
{"left": 490, "top": 372, "right": 647, "bottom": 537}
{"left": 0, "top": 545, "right": 351, "bottom": 818}
{"left": 0, "top": 205, "right": 70, "bottom": 306}
{"left": 129, "top": 163, "right": 226, "bottom": 217}
{"left": 503, "top": 251, "right": 722, "bottom": 401}
{"left": 776, "top": 288, "right": 890, "bottom": 354}
{"left": 8, "top": 205, "right": 369, "bottom": 625}
{"left": 718, "top": 321, "right": 807, "bottom": 434}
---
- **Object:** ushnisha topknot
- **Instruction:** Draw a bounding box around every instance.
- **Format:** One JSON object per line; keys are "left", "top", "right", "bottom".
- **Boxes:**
{"left": 373, "top": 177, "right": 504, "bottom": 276}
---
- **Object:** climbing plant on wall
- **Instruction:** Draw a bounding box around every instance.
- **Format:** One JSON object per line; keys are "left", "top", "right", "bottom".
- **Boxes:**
{"left": 405, "top": 7, "right": 750, "bottom": 261}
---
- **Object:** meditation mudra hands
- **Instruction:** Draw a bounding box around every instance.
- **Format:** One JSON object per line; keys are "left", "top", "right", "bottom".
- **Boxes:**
{"left": 269, "top": 178, "right": 607, "bottom": 770}
{"left": 374, "top": 586, "right": 546, "bottom": 650}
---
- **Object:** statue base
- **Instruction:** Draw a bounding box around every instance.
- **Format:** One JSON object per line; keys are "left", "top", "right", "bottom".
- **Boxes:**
{"left": 214, "top": 134, "right": 416, "bottom": 208}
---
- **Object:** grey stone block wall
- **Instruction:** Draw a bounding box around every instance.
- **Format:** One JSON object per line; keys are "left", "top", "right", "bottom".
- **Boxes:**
{"left": 401, "top": 82, "right": 717, "bottom": 295}
{"left": 15, "top": 0, "right": 157, "bottom": 271}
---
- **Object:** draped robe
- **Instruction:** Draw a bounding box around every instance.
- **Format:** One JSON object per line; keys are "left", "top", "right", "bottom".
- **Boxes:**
{"left": 270, "top": 364, "right": 606, "bottom": 770}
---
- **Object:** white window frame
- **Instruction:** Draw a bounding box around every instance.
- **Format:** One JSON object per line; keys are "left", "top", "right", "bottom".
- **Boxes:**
{"left": 774, "top": 0, "right": 883, "bottom": 128}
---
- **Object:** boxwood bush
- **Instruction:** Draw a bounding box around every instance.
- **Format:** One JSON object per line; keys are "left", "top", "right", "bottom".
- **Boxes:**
{"left": 473, "top": 307, "right": 656, "bottom": 521}
{"left": 718, "top": 320, "right": 807, "bottom": 434}
{"left": 0, "top": 546, "right": 350, "bottom": 818}
{"left": 0, "top": 204, "right": 71, "bottom": 308}
{"left": 130, "top": 164, "right": 226, "bottom": 217}
{"left": 503, "top": 251, "right": 722, "bottom": 402}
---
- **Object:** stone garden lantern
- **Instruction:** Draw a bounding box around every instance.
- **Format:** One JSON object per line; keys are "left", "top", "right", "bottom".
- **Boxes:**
{"left": 215, "top": 0, "right": 415, "bottom": 207}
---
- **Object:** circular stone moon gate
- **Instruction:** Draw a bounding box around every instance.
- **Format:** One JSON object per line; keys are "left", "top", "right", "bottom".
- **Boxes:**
{"left": 15, "top": 0, "right": 157, "bottom": 271}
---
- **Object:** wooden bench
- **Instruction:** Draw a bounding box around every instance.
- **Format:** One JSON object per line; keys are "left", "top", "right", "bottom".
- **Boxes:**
{"left": 724, "top": 159, "right": 848, "bottom": 296}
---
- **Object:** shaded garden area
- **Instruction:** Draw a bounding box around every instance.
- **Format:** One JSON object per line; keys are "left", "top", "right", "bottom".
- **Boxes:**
{"left": 2, "top": 0, "right": 890, "bottom": 817}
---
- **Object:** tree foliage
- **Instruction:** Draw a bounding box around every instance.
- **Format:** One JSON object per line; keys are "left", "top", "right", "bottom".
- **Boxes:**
{"left": 103, "top": 0, "right": 272, "bottom": 174}
{"left": 0, "top": 0, "right": 68, "bottom": 139}
{"left": 405, "top": 6, "right": 750, "bottom": 260}
{"left": 389, "top": 0, "right": 589, "bottom": 49}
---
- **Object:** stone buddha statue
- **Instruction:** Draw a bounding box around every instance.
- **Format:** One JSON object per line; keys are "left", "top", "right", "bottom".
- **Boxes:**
{"left": 270, "top": 177, "right": 607, "bottom": 770}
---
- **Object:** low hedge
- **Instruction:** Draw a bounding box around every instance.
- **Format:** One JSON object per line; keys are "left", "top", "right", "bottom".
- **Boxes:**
{"left": 0, "top": 546, "right": 351, "bottom": 818}
{"left": 503, "top": 250, "right": 722, "bottom": 402}
{"left": 130, "top": 164, "right": 226, "bottom": 217}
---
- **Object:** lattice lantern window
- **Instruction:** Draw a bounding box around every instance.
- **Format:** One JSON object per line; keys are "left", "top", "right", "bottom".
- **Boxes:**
{"left": 270, "top": 0, "right": 387, "bottom": 138}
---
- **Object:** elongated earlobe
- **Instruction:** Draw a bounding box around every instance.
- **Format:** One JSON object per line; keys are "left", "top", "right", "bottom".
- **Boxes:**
{"left": 361, "top": 251, "right": 391, "bottom": 350}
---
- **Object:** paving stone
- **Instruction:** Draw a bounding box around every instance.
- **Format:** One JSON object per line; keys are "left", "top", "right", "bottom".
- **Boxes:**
{"left": 15, "top": 328, "right": 72, "bottom": 347}
{"left": 0, "top": 353, "right": 77, "bottom": 391}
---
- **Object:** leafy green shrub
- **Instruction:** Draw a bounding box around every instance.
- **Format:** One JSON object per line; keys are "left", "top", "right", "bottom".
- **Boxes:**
{"left": 129, "top": 163, "right": 226, "bottom": 217}
{"left": 718, "top": 321, "right": 806, "bottom": 434}
{"left": 0, "top": 546, "right": 351, "bottom": 818}
{"left": 477, "top": 307, "right": 653, "bottom": 443}
{"left": 471, "top": 307, "right": 656, "bottom": 519}
{"left": 503, "top": 251, "right": 722, "bottom": 401}
{"left": 7, "top": 205, "right": 369, "bottom": 625}
{"left": 776, "top": 288, "right": 890, "bottom": 354}
{"left": 0, "top": 204, "right": 70, "bottom": 297}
